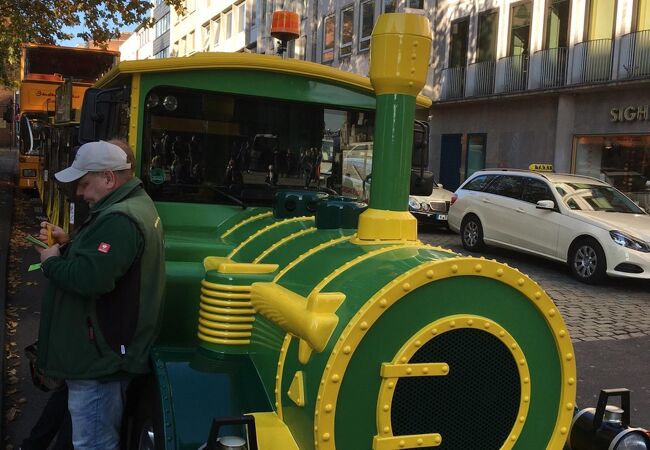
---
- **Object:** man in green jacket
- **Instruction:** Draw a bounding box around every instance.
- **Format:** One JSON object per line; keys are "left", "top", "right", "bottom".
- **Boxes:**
{"left": 36, "top": 140, "right": 165, "bottom": 450}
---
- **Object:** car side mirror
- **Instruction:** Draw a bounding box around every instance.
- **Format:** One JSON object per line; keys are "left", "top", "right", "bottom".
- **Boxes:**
{"left": 536, "top": 200, "right": 555, "bottom": 210}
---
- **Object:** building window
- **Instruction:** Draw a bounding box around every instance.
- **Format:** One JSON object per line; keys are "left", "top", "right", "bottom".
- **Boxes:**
{"left": 323, "top": 14, "right": 335, "bottom": 62}
{"left": 154, "top": 46, "right": 169, "bottom": 58}
{"left": 545, "top": 0, "right": 571, "bottom": 48}
{"left": 172, "top": 40, "right": 179, "bottom": 56}
{"left": 384, "top": 0, "right": 397, "bottom": 13}
{"left": 477, "top": 9, "right": 499, "bottom": 62}
{"left": 237, "top": 2, "right": 246, "bottom": 32}
{"left": 449, "top": 17, "right": 469, "bottom": 67}
{"left": 212, "top": 17, "right": 221, "bottom": 46}
{"left": 340, "top": 5, "right": 354, "bottom": 57}
{"left": 586, "top": 0, "right": 616, "bottom": 40}
{"left": 574, "top": 135, "right": 650, "bottom": 211}
{"left": 407, "top": 0, "right": 424, "bottom": 8}
{"left": 225, "top": 9, "right": 233, "bottom": 39}
{"left": 188, "top": 30, "right": 195, "bottom": 54}
{"left": 155, "top": 13, "right": 170, "bottom": 39}
{"left": 180, "top": 36, "right": 187, "bottom": 56}
{"left": 359, "top": 0, "right": 373, "bottom": 51}
{"left": 139, "top": 28, "right": 149, "bottom": 47}
{"left": 638, "top": 0, "right": 650, "bottom": 30}
{"left": 202, "top": 22, "right": 210, "bottom": 50}
{"left": 466, "top": 134, "right": 487, "bottom": 178}
{"left": 509, "top": 2, "right": 532, "bottom": 56}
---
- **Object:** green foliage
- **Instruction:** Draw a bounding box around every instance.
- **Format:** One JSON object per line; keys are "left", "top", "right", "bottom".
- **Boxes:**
{"left": 0, "top": 0, "right": 183, "bottom": 87}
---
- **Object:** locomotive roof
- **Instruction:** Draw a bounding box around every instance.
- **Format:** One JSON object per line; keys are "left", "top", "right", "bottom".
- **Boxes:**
{"left": 95, "top": 52, "right": 433, "bottom": 108}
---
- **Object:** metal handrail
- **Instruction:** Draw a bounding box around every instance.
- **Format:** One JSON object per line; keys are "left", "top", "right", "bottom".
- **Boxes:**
{"left": 467, "top": 60, "right": 496, "bottom": 96}
{"left": 534, "top": 47, "right": 568, "bottom": 88}
{"left": 619, "top": 29, "right": 650, "bottom": 79}
{"left": 441, "top": 66, "right": 466, "bottom": 99}
{"left": 499, "top": 53, "right": 529, "bottom": 92}
{"left": 573, "top": 38, "right": 613, "bottom": 83}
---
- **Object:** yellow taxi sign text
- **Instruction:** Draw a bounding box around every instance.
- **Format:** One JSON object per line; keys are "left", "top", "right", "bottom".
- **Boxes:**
{"left": 529, "top": 163, "right": 554, "bottom": 172}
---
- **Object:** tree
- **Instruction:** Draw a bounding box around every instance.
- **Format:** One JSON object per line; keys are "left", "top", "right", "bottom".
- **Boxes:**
{"left": 0, "top": 0, "right": 183, "bottom": 87}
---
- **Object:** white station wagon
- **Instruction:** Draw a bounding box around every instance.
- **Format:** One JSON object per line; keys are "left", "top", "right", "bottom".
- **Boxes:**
{"left": 448, "top": 169, "right": 650, "bottom": 283}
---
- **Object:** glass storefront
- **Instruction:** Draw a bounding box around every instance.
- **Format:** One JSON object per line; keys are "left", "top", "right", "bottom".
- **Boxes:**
{"left": 574, "top": 134, "right": 650, "bottom": 210}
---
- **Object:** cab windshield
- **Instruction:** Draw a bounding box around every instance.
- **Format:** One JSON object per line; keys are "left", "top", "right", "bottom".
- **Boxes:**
{"left": 554, "top": 182, "right": 645, "bottom": 214}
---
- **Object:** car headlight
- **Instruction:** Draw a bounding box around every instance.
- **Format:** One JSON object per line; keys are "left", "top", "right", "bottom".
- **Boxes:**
{"left": 610, "top": 231, "right": 650, "bottom": 253}
{"left": 408, "top": 197, "right": 421, "bottom": 211}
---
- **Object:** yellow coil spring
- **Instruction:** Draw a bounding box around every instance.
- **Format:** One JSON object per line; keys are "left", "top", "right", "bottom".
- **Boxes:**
{"left": 197, "top": 280, "right": 255, "bottom": 345}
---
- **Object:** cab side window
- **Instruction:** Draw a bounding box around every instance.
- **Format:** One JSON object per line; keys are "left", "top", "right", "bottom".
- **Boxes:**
{"left": 463, "top": 174, "right": 495, "bottom": 191}
{"left": 484, "top": 175, "right": 524, "bottom": 199}
{"left": 522, "top": 178, "right": 554, "bottom": 204}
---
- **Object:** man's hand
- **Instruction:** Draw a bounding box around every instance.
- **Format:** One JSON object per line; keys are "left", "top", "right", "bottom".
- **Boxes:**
{"left": 37, "top": 244, "right": 61, "bottom": 262}
{"left": 38, "top": 222, "right": 70, "bottom": 246}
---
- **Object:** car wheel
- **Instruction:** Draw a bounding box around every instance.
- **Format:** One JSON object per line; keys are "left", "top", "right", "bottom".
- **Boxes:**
{"left": 569, "top": 238, "right": 607, "bottom": 284}
{"left": 461, "top": 215, "right": 485, "bottom": 252}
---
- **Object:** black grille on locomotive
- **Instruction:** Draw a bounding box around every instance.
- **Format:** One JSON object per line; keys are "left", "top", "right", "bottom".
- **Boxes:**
{"left": 391, "top": 328, "right": 521, "bottom": 449}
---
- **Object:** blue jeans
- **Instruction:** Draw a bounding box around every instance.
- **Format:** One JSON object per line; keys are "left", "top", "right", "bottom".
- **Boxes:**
{"left": 66, "top": 379, "right": 130, "bottom": 450}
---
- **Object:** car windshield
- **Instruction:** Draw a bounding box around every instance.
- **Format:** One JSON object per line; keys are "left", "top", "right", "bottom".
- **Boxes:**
{"left": 554, "top": 182, "right": 645, "bottom": 214}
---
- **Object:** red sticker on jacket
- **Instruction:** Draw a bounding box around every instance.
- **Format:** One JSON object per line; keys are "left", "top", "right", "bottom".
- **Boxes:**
{"left": 98, "top": 242, "right": 111, "bottom": 253}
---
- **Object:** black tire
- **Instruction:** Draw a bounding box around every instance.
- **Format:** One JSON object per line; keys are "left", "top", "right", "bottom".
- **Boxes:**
{"left": 569, "top": 238, "right": 607, "bottom": 284}
{"left": 460, "top": 215, "right": 485, "bottom": 252}
{"left": 123, "top": 376, "right": 163, "bottom": 450}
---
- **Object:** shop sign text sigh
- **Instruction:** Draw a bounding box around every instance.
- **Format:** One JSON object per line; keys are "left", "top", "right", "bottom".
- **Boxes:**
{"left": 610, "top": 105, "right": 648, "bottom": 122}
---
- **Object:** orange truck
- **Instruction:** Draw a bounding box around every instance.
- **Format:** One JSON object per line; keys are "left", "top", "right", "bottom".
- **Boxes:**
{"left": 18, "top": 44, "right": 118, "bottom": 189}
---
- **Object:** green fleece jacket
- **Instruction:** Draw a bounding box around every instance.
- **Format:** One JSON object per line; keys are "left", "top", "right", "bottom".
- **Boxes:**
{"left": 37, "top": 178, "right": 165, "bottom": 379}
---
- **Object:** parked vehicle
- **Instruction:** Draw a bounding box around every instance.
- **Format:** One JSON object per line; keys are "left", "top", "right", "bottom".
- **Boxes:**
{"left": 408, "top": 181, "right": 454, "bottom": 226}
{"left": 448, "top": 169, "right": 650, "bottom": 283}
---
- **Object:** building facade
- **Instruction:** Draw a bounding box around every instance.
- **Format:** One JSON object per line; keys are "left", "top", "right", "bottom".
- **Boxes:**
{"left": 431, "top": 0, "right": 650, "bottom": 208}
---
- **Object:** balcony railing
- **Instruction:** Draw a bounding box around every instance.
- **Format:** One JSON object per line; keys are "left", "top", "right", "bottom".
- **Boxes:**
{"left": 618, "top": 29, "right": 650, "bottom": 79}
{"left": 441, "top": 66, "right": 466, "bottom": 99}
{"left": 572, "top": 38, "right": 613, "bottom": 84}
{"left": 532, "top": 47, "right": 568, "bottom": 88}
{"left": 499, "top": 54, "right": 529, "bottom": 92}
{"left": 466, "top": 60, "right": 496, "bottom": 96}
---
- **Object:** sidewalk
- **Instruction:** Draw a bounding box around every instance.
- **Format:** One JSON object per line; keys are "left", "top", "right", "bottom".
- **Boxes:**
{"left": 0, "top": 147, "right": 17, "bottom": 439}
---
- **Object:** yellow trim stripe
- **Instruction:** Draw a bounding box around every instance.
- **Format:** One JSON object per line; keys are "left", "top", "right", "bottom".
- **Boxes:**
{"left": 373, "top": 434, "right": 442, "bottom": 450}
{"left": 200, "top": 287, "right": 251, "bottom": 300}
{"left": 253, "top": 228, "right": 317, "bottom": 263}
{"left": 197, "top": 334, "right": 250, "bottom": 345}
{"left": 273, "top": 235, "right": 353, "bottom": 282}
{"left": 197, "top": 318, "right": 252, "bottom": 331}
{"left": 309, "top": 244, "right": 434, "bottom": 296}
{"left": 96, "top": 53, "right": 432, "bottom": 108}
{"left": 128, "top": 73, "right": 140, "bottom": 154}
{"left": 227, "top": 217, "right": 315, "bottom": 259}
{"left": 198, "top": 310, "right": 255, "bottom": 323}
{"left": 199, "top": 295, "right": 251, "bottom": 308}
{"left": 313, "top": 258, "right": 576, "bottom": 450}
{"left": 220, "top": 211, "right": 273, "bottom": 239}
{"left": 380, "top": 362, "right": 449, "bottom": 378}
{"left": 275, "top": 335, "right": 293, "bottom": 421}
{"left": 201, "top": 280, "right": 251, "bottom": 292}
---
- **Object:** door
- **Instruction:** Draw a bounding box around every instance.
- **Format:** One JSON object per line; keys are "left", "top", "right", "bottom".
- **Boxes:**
{"left": 440, "top": 134, "right": 462, "bottom": 191}
{"left": 514, "top": 177, "right": 561, "bottom": 257}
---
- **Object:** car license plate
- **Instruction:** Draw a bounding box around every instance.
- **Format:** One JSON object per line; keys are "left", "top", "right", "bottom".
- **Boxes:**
{"left": 436, "top": 214, "right": 448, "bottom": 220}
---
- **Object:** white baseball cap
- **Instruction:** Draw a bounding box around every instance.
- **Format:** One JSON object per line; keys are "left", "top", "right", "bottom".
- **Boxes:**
{"left": 55, "top": 141, "right": 132, "bottom": 183}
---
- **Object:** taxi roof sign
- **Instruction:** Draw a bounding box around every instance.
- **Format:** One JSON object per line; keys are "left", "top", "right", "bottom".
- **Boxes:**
{"left": 529, "top": 163, "right": 554, "bottom": 172}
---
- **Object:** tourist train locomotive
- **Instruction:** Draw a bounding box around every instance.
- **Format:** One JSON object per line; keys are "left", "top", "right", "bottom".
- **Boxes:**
{"left": 25, "top": 11, "right": 649, "bottom": 450}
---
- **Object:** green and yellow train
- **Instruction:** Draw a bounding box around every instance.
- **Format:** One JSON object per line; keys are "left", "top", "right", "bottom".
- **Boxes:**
{"left": 35, "top": 12, "right": 647, "bottom": 450}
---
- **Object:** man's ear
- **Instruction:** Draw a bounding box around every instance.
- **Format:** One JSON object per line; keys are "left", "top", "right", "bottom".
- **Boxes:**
{"left": 105, "top": 170, "right": 117, "bottom": 188}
